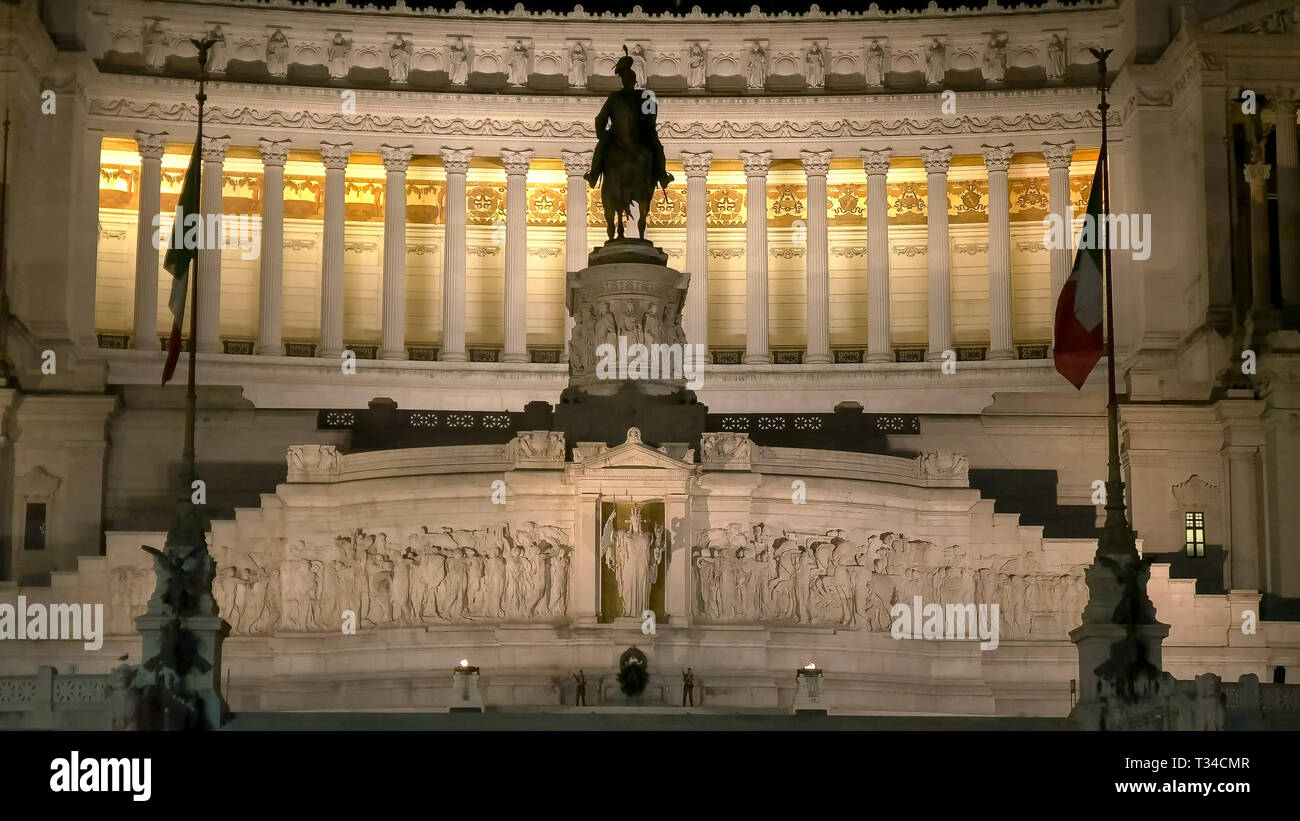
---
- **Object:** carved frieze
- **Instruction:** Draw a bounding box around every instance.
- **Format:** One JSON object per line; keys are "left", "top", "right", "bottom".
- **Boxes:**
{"left": 211, "top": 522, "right": 573, "bottom": 634}
{"left": 286, "top": 444, "right": 341, "bottom": 481}
{"left": 508, "top": 430, "right": 566, "bottom": 466}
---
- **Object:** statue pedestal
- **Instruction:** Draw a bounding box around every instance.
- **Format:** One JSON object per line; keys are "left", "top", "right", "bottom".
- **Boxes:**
{"left": 792, "top": 668, "right": 828, "bottom": 714}
{"left": 134, "top": 613, "right": 231, "bottom": 730}
{"left": 450, "top": 667, "right": 484, "bottom": 713}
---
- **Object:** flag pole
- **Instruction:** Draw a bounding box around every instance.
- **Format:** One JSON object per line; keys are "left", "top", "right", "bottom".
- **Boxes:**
{"left": 1088, "top": 47, "right": 1135, "bottom": 560}
{"left": 183, "top": 41, "right": 213, "bottom": 492}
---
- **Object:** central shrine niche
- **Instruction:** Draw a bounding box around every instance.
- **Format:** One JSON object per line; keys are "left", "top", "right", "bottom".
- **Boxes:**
{"left": 599, "top": 500, "right": 667, "bottom": 623}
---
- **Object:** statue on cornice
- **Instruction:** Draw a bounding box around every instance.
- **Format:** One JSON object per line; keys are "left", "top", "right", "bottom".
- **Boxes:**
{"left": 584, "top": 47, "right": 673, "bottom": 240}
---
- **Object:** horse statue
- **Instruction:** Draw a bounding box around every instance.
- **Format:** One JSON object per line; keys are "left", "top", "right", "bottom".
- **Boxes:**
{"left": 585, "top": 46, "right": 673, "bottom": 241}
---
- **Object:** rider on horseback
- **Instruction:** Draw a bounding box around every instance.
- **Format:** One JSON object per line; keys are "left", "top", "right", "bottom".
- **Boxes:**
{"left": 584, "top": 48, "right": 674, "bottom": 192}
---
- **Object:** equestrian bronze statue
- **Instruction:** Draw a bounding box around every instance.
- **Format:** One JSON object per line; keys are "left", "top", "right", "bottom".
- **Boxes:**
{"left": 585, "top": 47, "right": 674, "bottom": 241}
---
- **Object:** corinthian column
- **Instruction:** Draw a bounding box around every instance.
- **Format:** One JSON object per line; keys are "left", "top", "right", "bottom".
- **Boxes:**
{"left": 318, "top": 141, "right": 352, "bottom": 358}
{"left": 681, "top": 150, "right": 712, "bottom": 351}
{"left": 741, "top": 150, "right": 773, "bottom": 364}
{"left": 379, "top": 145, "right": 414, "bottom": 360}
{"left": 131, "top": 130, "right": 167, "bottom": 350}
{"left": 921, "top": 146, "right": 953, "bottom": 361}
{"left": 440, "top": 147, "right": 473, "bottom": 362}
{"left": 1271, "top": 97, "right": 1299, "bottom": 305}
{"left": 197, "top": 135, "right": 229, "bottom": 354}
{"left": 501, "top": 149, "right": 533, "bottom": 363}
{"left": 256, "top": 138, "right": 290, "bottom": 355}
{"left": 983, "top": 143, "right": 1015, "bottom": 360}
{"left": 862, "top": 148, "right": 893, "bottom": 363}
{"left": 561, "top": 149, "right": 593, "bottom": 362}
{"left": 1043, "top": 140, "right": 1075, "bottom": 343}
{"left": 1244, "top": 161, "right": 1273, "bottom": 316}
{"left": 801, "top": 149, "right": 833, "bottom": 364}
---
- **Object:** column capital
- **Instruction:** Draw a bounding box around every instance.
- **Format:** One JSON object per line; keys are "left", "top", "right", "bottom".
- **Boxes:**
{"left": 740, "top": 149, "right": 773, "bottom": 177}
{"left": 501, "top": 148, "right": 534, "bottom": 176}
{"left": 1042, "top": 140, "right": 1076, "bottom": 170}
{"left": 680, "top": 150, "right": 713, "bottom": 177}
{"left": 561, "top": 149, "right": 593, "bottom": 177}
{"left": 1267, "top": 91, "right": 1299, "bottom": 115}
{"left": 320, "top": 141, "right": 354, "bottom": 170}
{"left": 919, "top": 146, "right": 953, "bottom": 173}
{"left": 200, "top": 135, "right": 231, "bottom": 163}
{"left": 440, "top": 146, "right": 474, "bottom": 174}
{"left": 799, "top": 149, "right": 833, "bottom": 177}
{"left": 981, "top": 143, "right": 1014, "bottom": 172}
{"left": 257, "top": 137, "right": 291, "bottom": 167}
{"left": 1244, "top": 161, "right": 1272, "bottom": 187}
{"left": 860, "top": 148, "right": 893, "bottom": 176}
{"left": 380, "top": 144, "right": 415, "bottom": 171}
{"left": 134, "top": 130, "right": 168, "bottom": 160}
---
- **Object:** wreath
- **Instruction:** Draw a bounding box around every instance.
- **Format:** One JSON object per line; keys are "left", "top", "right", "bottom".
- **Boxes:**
{"left": 617, "top": 646, "right": 649, "bottom": 698}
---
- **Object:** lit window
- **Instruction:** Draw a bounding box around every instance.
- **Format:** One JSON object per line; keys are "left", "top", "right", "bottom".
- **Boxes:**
{"left": 23, "top": 503, "right": 47, "bottom": 551}
{"left": 1185, "top": 511, "right": 1205, "bottom": 558}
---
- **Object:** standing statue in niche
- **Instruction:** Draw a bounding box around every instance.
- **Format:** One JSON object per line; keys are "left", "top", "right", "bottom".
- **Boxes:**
{"left": 507, "top": 40, "right": 530, "bottom": 86}
{"left": 449, "top": 37, "right": 470, "bottom": 85}
{"left": 865, "top": 40, "right": 885, "bottom": 87}
{"left": 568, "top": 42, "right": 587, "bottom": 87}
{"left": 584, "top": 47, "right": 673, "bottom": 241}
{"left": 805, "top": 42, "right": 825, "bottom": 88}
{"left": 926, "top": 38, "right": 946, "bottom": 86}
{"left": 746, "top": 43, "right": 768, "bottom": 89}
{"left": 1047, "top": 33, "right": 1066, "bottom": 80}
{"left": 687, "top": 43, "right": 707, "bottom": 89}
{"left": 389, "top": 36, "right": 412, "bottom": 84}
{"left": 601, "top": 504, "right": 665, "bottom": 617}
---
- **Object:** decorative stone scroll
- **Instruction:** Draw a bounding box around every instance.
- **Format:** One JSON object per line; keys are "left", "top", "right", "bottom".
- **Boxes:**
{"left": 508, "top": 431, "right": 566, "bottom": 466}
{"left": 211, "top": 522, "right": 573, "bottom": 634}
{"left": 699, "top": 432, "right": 752, "bottom": 469}
{"left": 286, "top": 445, "right": 341, "bottom": 481}
{"left": 917, "top": 450, "right": 969, "bottom": 480}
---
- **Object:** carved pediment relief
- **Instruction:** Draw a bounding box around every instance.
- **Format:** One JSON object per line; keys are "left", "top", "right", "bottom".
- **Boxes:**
{"left": 569, "top": 428, "right": 695, "bottom": 472}
{"left": 17, "top": 465, "right": 61, "bottom": 501}
{"left": 1172, "top": 473, "right": 1220, "bottom": 509}
{"left": 1205, "top": 0, "right": 1300, "bottom": 34}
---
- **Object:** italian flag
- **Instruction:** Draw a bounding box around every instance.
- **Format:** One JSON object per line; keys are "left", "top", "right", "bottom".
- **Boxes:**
{"left": 1053, "top": 153, "right": 1105, "bottom": 390}
{"left": 160, "top": 142, "right": 201, "bottom": 386}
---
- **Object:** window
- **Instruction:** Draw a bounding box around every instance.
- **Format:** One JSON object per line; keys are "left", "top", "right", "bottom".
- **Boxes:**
{"left": 1184, "top": 511, "right": 1205, "bottom": 558}
{"left": 23, "top": 503, "right": 47, "bottom": 551}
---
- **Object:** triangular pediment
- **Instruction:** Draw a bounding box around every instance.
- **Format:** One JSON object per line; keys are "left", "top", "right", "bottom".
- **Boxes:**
{"left": 571, "top": 428, "right": 694, "bottom": 472}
